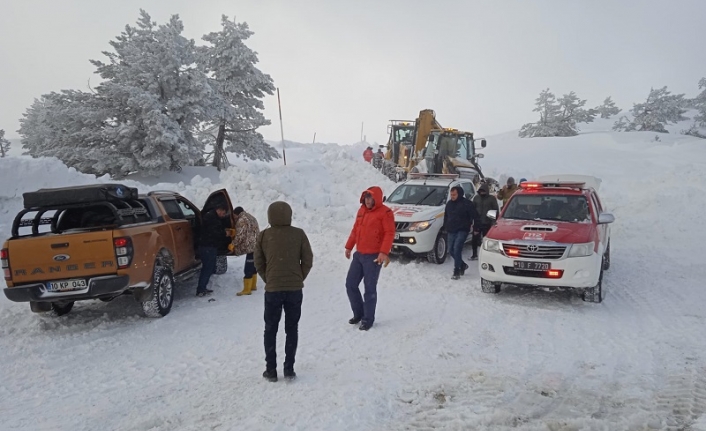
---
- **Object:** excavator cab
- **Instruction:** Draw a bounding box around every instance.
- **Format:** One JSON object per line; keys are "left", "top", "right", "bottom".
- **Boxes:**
{"left": 386, "top": 122, "right": 415, "bottom": 166}
{"left": 424, "top": 129, "right": 462, "bottom": 174}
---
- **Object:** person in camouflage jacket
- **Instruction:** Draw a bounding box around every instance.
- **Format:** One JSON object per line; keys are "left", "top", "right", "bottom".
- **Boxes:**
{"left": 232, "top": 207, "right": 260, "bottom": 296}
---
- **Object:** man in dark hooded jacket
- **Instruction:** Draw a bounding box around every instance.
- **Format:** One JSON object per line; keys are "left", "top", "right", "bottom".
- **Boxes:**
{"left": 444, "top": 185, "right": 480, "bottom": 279}
{"left": 255, "top": 201, "right": 313, "bottom": 382}
{"left": 470, "top": 183, "right": 499, "bottom": 260}
{"left": 196, "top": 202, "right": 230, "bottom": 296}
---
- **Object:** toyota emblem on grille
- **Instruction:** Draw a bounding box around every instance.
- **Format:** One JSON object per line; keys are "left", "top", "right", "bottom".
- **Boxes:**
{"left": 527, "top": 245, "right": 539, "bottom": 252}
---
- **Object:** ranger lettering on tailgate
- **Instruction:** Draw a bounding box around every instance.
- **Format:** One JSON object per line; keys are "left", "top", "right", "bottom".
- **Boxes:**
{"left": 14, "top": 260, "right": 115, "bottom": 276}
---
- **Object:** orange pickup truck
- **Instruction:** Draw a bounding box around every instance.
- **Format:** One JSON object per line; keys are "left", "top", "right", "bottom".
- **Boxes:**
{"left": 1, "top": 184, "right": 235, "bottom": 317}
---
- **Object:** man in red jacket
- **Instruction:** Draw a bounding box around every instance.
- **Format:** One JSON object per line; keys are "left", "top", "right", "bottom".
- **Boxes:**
{"left": 344, "top": 186, "right": 396, "bottom": 330}
{"left": 363, "top": 146, "right": 374, "bottom": 163}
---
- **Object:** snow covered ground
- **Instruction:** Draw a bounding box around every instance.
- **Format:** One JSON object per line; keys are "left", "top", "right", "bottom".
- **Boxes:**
{"left": 1, "top": 121, "right": 706, "bottom": 431}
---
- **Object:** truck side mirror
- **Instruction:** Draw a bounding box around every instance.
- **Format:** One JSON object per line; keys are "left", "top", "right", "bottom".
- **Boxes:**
{"left": 598, "top": 212, "right": 615, "bottom": 224}
{"left": 481, "top": 139, "right": 487, "bottom": 148}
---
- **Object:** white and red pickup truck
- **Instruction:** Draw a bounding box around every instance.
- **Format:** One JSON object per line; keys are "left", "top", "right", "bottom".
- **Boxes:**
{"left": 478, "top": 175, "right": 615, "bottom": 303}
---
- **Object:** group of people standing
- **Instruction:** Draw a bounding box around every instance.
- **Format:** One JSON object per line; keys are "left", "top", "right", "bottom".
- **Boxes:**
{"left": 443, "top": 176, "right": 524, "bottom": 279}
{"left": 192, "top": 186, "right": 395, "bottom": 383}
{"left": 190, "top": 175, "right": 524, "bottom": 382}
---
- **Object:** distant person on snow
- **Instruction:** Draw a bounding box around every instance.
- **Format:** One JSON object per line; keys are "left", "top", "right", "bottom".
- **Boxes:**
{"left": 444, "top": 185, "right": 480, "bottom": 279}
{"left": 496, "top": 177, "right": 520, "bottom": 207}
{"left": 344, "top": 186, "right": 395, "bottom": 331}
{"left": 470, "top": 183, "right": 499, "bottom": 260}
{"left": 363, "top": 146, "right": 374, "bottom": 163}
{"left": 255, "top": 201, "right": 313, "bottom": 382}
{"left": 373, "top": 147, "right": 384, "bottom": 169}
{"left": 230, "top": 206, "right": 260, "bottom": 296}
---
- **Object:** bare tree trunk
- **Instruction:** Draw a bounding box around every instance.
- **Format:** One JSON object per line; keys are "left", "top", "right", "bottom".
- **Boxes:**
{"left": 212, "top": 121, "right": 226, "bottom": 171}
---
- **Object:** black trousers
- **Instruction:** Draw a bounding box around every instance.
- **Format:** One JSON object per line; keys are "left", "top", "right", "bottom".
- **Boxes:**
{"left": 264, "top": 290, "right": 303, "bottom": 371}
{"left": 471, "top": 224, "right": 492, "bottom": 253}
{"left": 244, "top": 252, "right": 256, "bottom": 279}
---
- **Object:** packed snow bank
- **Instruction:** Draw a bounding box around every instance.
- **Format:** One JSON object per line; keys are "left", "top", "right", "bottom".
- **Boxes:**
{"left": 1, "top": 127, "right": 706, "bottom": 431}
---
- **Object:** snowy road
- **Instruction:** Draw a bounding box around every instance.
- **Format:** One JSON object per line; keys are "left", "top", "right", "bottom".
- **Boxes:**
{"left": 1, "top": 126, "right": 705, "bottom": 430}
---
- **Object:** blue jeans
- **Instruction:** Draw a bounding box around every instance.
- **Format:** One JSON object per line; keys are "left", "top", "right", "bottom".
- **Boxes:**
{"left": 196, "top": 246, "right": 217, "bottom": 293}
{"left": 447, "top": 231, "right": 468, "bottom": 272}
{"left": 345, "top": 252, "right": 382, "bottom": 326}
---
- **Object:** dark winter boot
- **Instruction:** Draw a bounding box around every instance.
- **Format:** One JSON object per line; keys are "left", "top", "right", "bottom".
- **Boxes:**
{"left": 452, "top": 269, "right": 460, "bottom": 280}
{"left": 284, "top": 368, "right": 296, "bottom": 380}
{"left": 262, "top": 369, "right": 278, "bottom": 382}
{"left": 349, "top": 316, "right": 362, "bottom": 325}
{"left": 460, "top": 262, "right": 469, "bottom": 275}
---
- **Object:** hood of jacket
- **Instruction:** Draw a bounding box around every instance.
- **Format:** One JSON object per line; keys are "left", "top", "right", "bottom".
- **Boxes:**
{"left": 451, "top": 185, "right": 465, "bottom": 200}
{"left": 359, "top": 186, "right": 384, "bottom": 210}
{"left": 267, "top": 201, "right": 292, "bottom": 226}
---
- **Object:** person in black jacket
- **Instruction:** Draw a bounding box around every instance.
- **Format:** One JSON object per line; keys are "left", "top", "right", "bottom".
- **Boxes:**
{"left": 444, "top": 185, "right": 480, "bottom": 279}
{"left": 196, "top": 202, "right": 230, "bottom": 297}
{"left": 471, "top": 183, "right": 500, "bottom": 261}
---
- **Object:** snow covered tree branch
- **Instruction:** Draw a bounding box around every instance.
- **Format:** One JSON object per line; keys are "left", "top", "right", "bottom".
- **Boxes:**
{"left": 0, "top": 129, "right": 10, "bottom": 157}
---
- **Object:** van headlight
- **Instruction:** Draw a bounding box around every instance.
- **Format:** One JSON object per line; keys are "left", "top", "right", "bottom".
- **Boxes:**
{"left": 409, "top": 220, "right": 434, "bottom": 232}
{"left": 568, "top": 242, "right": 594, "bottom": 257}
{"left": 483, "top": 238, "right": 501, "bottom": 253}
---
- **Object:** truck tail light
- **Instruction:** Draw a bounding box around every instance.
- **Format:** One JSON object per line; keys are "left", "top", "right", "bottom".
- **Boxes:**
{"left": 1, "top": 248, "right": 9, "bottom": 280}
{"left": 113, "top": 237, "right": 134, "bottom": 269}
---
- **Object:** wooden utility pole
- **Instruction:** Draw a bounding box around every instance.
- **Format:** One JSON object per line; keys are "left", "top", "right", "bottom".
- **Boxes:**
{"left": 277, "top": 88, "right": 286, "bottom": 166}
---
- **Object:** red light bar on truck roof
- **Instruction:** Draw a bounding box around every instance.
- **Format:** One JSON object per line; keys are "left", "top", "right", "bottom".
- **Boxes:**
{"left": 520, "top": 181, "right": 586, "bottom": 190}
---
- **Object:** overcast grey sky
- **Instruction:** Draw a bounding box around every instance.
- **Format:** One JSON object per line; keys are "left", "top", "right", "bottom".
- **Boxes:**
{"left": 1, "top": 0, "right": 705, "bottom": 145}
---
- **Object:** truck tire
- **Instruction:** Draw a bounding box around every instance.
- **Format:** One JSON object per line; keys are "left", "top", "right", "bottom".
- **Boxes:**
{"left": 141, "top": 265, "right": 174, "bottom": 318}
{"left": 214, "top": 255, "right": 228, "bottom": 275}
{"left": 481, "top": 278, "right": 501, "bottom": 294}
{"left": 427, "top": 232, "right": 448, "bottom": 264}
{"left": 602, "top": 242, "right": 611, "bottom": 271}
{"left": 582, "top": 267, "right": 603, "bottom": 303}
{"left": 51, "top": 301, "right": 75, "bottom": 316}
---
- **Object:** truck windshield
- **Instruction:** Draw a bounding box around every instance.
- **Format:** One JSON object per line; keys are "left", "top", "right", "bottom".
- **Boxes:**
{"left": 503, "top": 194, "right": 591, "bottom": 222}
{"left": 387, "top": 185, "right": 448, "bottom": 206}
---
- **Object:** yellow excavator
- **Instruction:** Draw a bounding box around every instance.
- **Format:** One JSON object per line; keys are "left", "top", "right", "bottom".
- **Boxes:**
{"left": 381, "top": 109, "right": 441, "bottom": 182}
{"left": 381, "top": 110, "right": 497, "bottom": 190}
{"left": 413, "top": 128, "right": 498, "bottom": 191}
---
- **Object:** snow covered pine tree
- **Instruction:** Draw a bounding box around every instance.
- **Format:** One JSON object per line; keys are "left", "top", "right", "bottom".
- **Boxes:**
{"left": 616, "top": 86, "right": 688, "bottom": 133}
{"left": 198, "top": 16, "right": 279, "bottom": 170}
{"left": 0, "top": 129, "right": 10, "bottom": 158}
{"left": 519, "top": 89, "right": 595, "bottom": 137}
{"left": 595, "top": 96, "right": 621, "bottom": 119}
